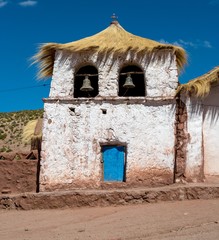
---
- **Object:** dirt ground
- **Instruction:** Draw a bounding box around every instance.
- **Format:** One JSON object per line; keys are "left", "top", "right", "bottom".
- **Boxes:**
{"left": 0, "top": 199, "right": 219, "bottom": 240}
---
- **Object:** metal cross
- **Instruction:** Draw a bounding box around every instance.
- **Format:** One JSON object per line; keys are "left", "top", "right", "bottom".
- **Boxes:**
{"left": 111, "top": 13, "right": 118, "bottom": 22}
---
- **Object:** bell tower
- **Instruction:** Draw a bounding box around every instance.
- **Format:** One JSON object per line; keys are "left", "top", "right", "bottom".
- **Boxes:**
{"left": 36, "top": 19, "right": 186, "bottom": 191}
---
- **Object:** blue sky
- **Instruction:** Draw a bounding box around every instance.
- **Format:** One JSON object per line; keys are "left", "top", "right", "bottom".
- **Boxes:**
{"left": 0, "top": 0, "right": 218, "bottom": 112}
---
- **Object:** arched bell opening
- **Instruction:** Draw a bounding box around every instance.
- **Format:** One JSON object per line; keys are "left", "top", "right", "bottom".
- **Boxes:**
{"left": 118, "top": 65, "right": 145, "bottom": 97}
{"left": 74, "top": 65, "right": 98, "bottom": 98}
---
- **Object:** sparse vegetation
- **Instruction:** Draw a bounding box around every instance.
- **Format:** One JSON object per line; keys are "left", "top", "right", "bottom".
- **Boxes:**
{"left": 0, "top": 145, "right": 12, "bottom": 152}
{"left": 0, "top": 130, "right": 7, "bottom": 140}
{"left": 0, "top": 109, "right": 43, "bottom": 153}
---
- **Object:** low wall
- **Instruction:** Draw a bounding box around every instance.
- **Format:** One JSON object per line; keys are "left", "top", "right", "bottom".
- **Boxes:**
{"left": 0, "top": 160, "right": 38, "bottom": 194}
{"left": 1, "top": 184, "right": 219, "bottom": 210}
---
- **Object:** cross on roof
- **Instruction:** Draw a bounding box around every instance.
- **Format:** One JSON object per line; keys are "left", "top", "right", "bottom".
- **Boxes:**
{"left": 111, "top": 13, "right": 118, "bottom": 22}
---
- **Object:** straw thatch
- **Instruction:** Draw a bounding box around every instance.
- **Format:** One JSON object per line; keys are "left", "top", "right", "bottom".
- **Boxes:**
{"left": 22, "top": 118, "right": 43, "bottom": 150}
{"left": 177, "top": 66, "right": 219, "bottom": 97}
{"left": 34, "top": 22, "right": 187, "bottom": 79}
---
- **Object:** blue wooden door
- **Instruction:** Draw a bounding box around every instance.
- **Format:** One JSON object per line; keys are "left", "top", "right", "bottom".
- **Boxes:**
{"left": 102, "top": 146, "right": 125, "bottom": 182}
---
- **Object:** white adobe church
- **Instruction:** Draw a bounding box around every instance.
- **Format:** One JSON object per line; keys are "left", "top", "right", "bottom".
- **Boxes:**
{"left": 35, "top": 18, "right": 219, "bottom": 191}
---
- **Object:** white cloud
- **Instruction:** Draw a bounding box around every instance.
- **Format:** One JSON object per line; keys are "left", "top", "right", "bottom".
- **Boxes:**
{"left": 19, "top": 0, "right": 37, "bottom": 7}
{"left": 159, "top": 39, "right": 184, "bottom": 47}
{"left": 159, "top": 39, "right": 212, "bottom": 49}
{"left": 178, "top": 39, "right": 196, "bottom": 48}
{"left": 0, "top": 0, "right": 8, "bottom": 8}
{"left": 159, "top": 39, "right": 171, "bottom": 45}
{"left": 203, "top": 40, "right": 212, "bottom": 48}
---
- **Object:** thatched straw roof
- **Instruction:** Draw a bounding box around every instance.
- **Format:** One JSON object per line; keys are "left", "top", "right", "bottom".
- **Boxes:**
{"left": 177, "top": 66, "right": 219, "bottom": 97}
{"left": 22, "top": 118, "right": 43, "bottom": 150}
{"left": 34, "top": 21, "right": 187, "bottom": 79}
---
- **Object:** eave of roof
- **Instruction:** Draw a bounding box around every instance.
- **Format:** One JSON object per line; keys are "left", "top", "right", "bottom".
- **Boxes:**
{"left": 176, "top": 66, "right": 219, "bottom": 97}
{"left": 33, "top": 21, "right": 187, "bottom": 79}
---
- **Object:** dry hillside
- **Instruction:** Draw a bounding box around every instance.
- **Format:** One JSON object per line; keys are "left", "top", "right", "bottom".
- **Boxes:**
{"left": 0, "top": 109, "right": 43, "bottom": 154}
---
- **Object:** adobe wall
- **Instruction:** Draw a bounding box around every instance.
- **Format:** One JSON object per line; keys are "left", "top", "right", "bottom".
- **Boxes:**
{"left": 49, "top": 50, "right": 178, "bottom": 98}
{"left": 174, "top": 99, "right": 188, "bottom": 182}
{"left": 203, "top": 83, "right": 219, "bottom": 176}
{"left": 0, "top": 160, "right": 37, "bottom": 194}
{"left": 40, "top": 50, "right": 179, "bottom": 191}
{"left": 183, "top": 84, "right": 219, "bottom": 180}
{"left": 40, "top": 99, "right": 176, "bottom": 191}
{"left": 183, "top": 97, "right": 204, "bottom": 182}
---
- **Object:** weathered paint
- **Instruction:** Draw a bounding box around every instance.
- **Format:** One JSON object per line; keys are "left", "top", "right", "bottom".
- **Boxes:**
{"left": 103, "top": 146, "right": 125, "bottom": 182}
{"left": 40, "top": 50, "right": 179, "bottom": 191}
{"left": 184, "top": 97, "right": 204, "bottom": 182}
{"left": 49, "top": 50, "right": 178, "bottom": 98}
{"left": 40, "top": 99, "right": 176, "bottom": 190}
{"left": 183, "top": 84, "right": 219, "bottom": 181}
{"left": 203, "top": 83, "right": 219, "bottom": 176}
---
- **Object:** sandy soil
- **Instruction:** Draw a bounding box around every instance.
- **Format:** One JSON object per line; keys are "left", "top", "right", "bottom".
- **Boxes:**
{"left": 0, "top": 199, "right": 219, "bottom": 240}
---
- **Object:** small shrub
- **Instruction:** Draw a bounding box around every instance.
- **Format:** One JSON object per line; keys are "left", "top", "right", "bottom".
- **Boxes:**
{"left": 0, "top": 132, "right": 7, "bottom": 140}
{"left": 14, "top": 154, "right": 21, "bottom": 160}
{"left": 0, "top": 146, "right": 7, "bottom": 152}
{"left": 6, "top": 147, "right": 12, "bottom": 152}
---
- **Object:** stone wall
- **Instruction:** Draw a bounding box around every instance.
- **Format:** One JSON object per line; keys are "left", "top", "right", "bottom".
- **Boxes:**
{"left": 174, "top": 98, "right": 188, "bottom": 182}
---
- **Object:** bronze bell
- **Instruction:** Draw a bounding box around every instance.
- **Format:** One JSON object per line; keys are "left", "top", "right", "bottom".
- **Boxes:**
{"left": 80, "top": 75, "right": 94, "bottom": 92}
{"left": 123, "top": 73, "right": 135, "bottom": 88}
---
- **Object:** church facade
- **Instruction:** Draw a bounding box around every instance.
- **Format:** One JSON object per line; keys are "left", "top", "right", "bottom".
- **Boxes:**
{"left": 35, "top": 20, "right": 218, "bottom": 191}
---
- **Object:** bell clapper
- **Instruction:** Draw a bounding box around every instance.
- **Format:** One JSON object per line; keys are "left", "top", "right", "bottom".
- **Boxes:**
{"left": 123, "top": 88, "right": 129, "bottom": 97}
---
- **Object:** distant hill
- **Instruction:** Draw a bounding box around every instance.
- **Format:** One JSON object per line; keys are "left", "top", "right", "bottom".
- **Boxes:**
{"left": 0, "top": 109, "right": 43, "bottom": 154}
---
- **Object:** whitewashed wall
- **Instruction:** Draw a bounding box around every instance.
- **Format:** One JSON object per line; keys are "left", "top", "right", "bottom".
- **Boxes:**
{"left": 203, "top": 83, "right": 219, "bottom": 176}
{"left": 49, "top": 50, "right": 179, "bottom": 98}
{"left": 184, "top": 97, "right": 204, "bottom": 182}
{"left": 40, "top": 50, "right": 179, "bottom": 191}
{"left": 40, "top": 100, "right": 176, "bottom": 190}
{"left": 184, "top": 84, "right": 219, "bottom": 181}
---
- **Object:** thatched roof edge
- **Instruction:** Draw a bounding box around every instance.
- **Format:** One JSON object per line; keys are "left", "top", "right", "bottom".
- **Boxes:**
{"left": 176, "top": 66, "right": 219, "bottom": 97}
{"left": 33, "top": 23, "right": 187, "bottom": 79}
{"left": 22, "top": 118, "right": 43, "bottom": 144}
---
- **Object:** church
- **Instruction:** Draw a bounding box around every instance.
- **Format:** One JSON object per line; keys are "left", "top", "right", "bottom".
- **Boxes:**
{"left": 34, "top": 18, "right": 219, "bottom": 191}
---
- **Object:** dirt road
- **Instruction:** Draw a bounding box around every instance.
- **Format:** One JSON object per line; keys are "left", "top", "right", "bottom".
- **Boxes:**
{"left": 0, "top": 199, "right": 219, "bottom": 240}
